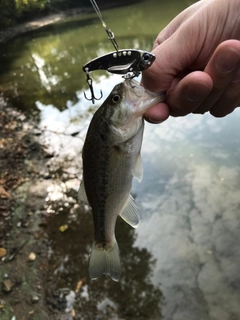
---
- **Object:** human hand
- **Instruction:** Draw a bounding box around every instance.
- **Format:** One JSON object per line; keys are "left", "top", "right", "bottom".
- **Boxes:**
{"left": 142, "top": 0, "right": 240, "bottom": 123}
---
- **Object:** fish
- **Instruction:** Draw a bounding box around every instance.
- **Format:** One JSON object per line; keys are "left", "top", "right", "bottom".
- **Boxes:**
{"left": 78, "top": 78, "right": 162, "bottom": 281}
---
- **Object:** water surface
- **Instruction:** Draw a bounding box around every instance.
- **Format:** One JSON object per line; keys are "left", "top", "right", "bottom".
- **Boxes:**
{"left": 1, "top": 0, "right": 240, "bottom": 319}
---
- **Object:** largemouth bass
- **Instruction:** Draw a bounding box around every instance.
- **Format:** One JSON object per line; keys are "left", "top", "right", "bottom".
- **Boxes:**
{"left": 79, "top": 79, "right": 162, "bottom": 281}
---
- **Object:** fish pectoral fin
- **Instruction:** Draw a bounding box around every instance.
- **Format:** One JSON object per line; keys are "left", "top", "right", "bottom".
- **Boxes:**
{"left": 119, "top": 195, "right": 140, "bottom": 228}
{"left": 78, "top": 179, "right": 89, "bottom": 204}
{"left": 89, "top": 240, "right": 121, "bottom": 282}
{"left": 133, "top": 153, "right": 143, "bottom": 182}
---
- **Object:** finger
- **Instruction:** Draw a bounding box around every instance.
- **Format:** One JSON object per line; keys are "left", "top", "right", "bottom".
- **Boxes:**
{"left": 144, "top": 102, "right": 170, "bottom": 123}
{"left": 165, "top": 71, "right": 213, "bottom": 116}
{"left": 152, "top": 0, "right": 203, "bottom": 49}
{"left": 194, "top": 40, "right": 240, "bottom": 114}
{"left": 142, "top": 30, "right": 197, "bottom": 93}
{"left": 210, "top": 68, "right": 240, "bottom": 117}
{"left": 141, "top": 48, "right": 174, "bottom": 92}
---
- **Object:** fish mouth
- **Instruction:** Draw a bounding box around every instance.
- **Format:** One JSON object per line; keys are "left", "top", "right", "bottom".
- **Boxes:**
{"left": 124, "top": 79, "right": 145, "bottom": 97}
{"left": 123, "top": 79, "right": 163, "bottom": 113}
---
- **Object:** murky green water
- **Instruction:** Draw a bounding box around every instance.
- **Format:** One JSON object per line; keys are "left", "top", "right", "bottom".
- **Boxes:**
{"left": 1, "top": 0, "right": 240, "bottom": 319}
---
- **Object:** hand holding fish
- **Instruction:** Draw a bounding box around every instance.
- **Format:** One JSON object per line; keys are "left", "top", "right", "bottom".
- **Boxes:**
{"left": 142, "top": 0, "right": 240, "bottom": 123}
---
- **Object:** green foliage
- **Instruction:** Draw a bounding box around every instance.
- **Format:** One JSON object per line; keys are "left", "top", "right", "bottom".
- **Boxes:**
{"left": 0, "top": 0, "right": 15, "bottom": 29}
{"left": 0, "top": 0, "right": 134, "bottom": 30}
{"left": 14, "top": 0, "right": 50, "bottom": 18}
{"left": 0, "top": 0, "right": 91, "bottom": 30}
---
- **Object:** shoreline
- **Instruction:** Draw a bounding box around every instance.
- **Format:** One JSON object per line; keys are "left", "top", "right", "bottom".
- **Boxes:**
{"left": 0, "top": 1, "right": 129, "bottom": 44}
{"left": 0, "top": 8, "right": 90, "bottom": 44}
{"left": 0, "top": 0, "right": 131, "bottom": 44}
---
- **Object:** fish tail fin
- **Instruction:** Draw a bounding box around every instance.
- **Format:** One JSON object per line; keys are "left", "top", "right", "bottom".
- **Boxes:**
{"left": 88, "top": 239, "right": 121, "bottom": 282}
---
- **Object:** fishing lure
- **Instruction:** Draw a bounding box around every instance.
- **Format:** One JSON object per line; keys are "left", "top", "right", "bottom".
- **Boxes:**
{"left": 83, "top": 0, "right": 155, "bottom": 104}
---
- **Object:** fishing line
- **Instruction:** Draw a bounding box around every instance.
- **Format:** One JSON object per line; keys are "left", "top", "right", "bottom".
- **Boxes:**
{"left": 83, "top": 0, "right": 156, "bottom": 103}
{"left": 89, "top": 0, "right": 119, "bottom": 51}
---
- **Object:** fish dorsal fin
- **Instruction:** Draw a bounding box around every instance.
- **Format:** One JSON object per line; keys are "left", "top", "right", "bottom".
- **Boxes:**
{"left": 78, "top": 179, "right": 89, "bottom": 204}
{"left": 133, "top": 153, "right": 143, "bottom": 182}
{"left": 119, "top": 195, "right": 140, "bottom": 228}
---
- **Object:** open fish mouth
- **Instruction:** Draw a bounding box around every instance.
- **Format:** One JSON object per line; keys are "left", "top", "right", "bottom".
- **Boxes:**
{"left": 124, "top": 78, "right": 145, "bottom": 97}
{"left": 123, "top": 78, "right": 163, "bottom": 113}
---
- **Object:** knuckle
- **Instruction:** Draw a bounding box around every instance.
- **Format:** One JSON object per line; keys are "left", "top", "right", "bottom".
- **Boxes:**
{"left": 211, "top": 81, "right": 240, "bottom": 117}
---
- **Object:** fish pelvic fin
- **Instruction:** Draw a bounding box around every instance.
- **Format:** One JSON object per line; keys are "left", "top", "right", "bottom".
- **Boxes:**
{"left": 133, "top": 153, "right": 143, "bottom": 183}
{"left": 78, "top": 179, "right": 89, "bottom": 204}
{"left": 89, "top": 240, "right": 121, "bottom": 282}
{"left": 119, "top": 195, "right": 140, "bottom": 228}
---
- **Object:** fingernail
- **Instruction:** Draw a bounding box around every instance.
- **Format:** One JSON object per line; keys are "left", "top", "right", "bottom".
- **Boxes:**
{"left": 215, "top": 48, "right": 240, "bottom": 73}
{"left": 145, "top": 118, "right": 164, "bottom": 124}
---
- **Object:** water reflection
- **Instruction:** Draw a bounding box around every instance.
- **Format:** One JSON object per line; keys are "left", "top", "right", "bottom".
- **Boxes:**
{"left": 0, "top": 19, "right": 154, "bottom": 116}
{"left": 36, "top": 99, "right": 240, "bottom": 319}
{"left": 40, "top": 106, "right": 240, "bottom": 319}
{"left": 134, "top": 113, "right": 240, "bottom": 320}
{"left": 2, "top": 0, "right": 240, "bottom": 319}
{"left": 36, "top": 74, "right": 163, "bottom": 318}
{"left": 45, "top": 184, "right": 162, "bottom": 319}
{"left": 0, "top": 34, "right": 154, "bottom": 116}
{"left": 0, "top": 0, "right": 196, "bottom": 116}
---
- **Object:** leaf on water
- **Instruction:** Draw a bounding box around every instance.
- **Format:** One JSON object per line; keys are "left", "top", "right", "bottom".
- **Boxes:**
{"left": 59, "top": 224, "right": 68, "bottom": 232}
{"left": 0, "top": 248, "right": 7, "bottom": 258}
{"left": 71, "top": 309, "right": 76, "bottom": 317}
{"left": 75, "top": 279, "right": 85, "bottom": 293}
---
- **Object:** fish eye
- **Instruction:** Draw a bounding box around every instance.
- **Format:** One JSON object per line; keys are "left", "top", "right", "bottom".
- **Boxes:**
{"left": 112, "top": 94, "right": 120, "bottom": 103}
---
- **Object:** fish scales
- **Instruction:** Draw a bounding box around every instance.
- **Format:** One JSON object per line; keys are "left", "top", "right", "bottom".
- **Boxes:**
{"left": 83, "top": 127, "right": 138, "bottom": 243}
{"left": 79, "top": 79, "right": 163, "bottom": 281}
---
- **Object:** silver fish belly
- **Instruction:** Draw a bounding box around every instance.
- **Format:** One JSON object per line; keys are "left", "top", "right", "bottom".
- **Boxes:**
{"left": 79, "top": 79, "right": 162, "bottom": 281}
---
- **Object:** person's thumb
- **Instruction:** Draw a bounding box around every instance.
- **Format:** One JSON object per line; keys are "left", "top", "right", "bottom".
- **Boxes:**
{"left": 142, "top": 31, "right": 194, "bottom": 93}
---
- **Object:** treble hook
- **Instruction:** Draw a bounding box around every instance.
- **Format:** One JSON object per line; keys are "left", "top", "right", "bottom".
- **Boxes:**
{"left": 83, "top": 68, "right": 103, "bottom": 104}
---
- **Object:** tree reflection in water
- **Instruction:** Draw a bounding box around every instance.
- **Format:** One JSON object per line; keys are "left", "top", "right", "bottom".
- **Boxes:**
{"left": 0, "top": 13, "right": 155, "bottom": 119}
{"left": 45, "top": 186, "right": 163, "bottom": 319}
{"left": 0, "top": 2, "right": 200, "bottom": 318}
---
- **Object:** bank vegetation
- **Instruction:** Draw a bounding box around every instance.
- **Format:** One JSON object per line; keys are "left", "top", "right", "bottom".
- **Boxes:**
{"left": 0, "top": 0, "right": 129, "bottom": 31}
